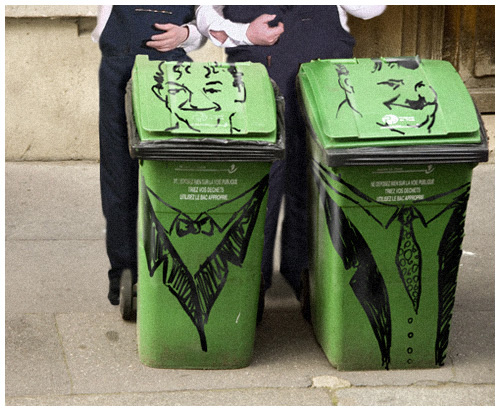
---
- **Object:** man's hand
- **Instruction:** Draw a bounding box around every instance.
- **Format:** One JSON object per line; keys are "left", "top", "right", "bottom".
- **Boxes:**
{"left": 146, "top": 23, "right": 189, "bottom": 52}
{"left": 246, "top": 14, "right": 284, "bottom": 46}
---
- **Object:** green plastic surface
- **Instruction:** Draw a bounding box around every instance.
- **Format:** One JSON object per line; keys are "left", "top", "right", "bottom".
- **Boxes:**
{"left": 297, "top": 57, "right": 481, "bottom": 149}
{"left": 306, "top": 161, "right": 474, "bottom": 370}
{"left": 301, "top": 56, "right": 483, "bottom": 370}
{"left": 131, "top": 55, "right": 277, "bottom": 142}
{"left": 137, "top": 161, "right": 269, "bottom": 369}
{"left": 129, "top": 56, "right": 282, "bottom": 369}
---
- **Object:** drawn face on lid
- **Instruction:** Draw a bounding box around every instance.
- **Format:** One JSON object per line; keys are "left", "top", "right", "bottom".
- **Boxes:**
{"left": 336, "top": 58, "right": 439, "bottom": 134}
{"left": 152, "top": 62, "right": 247, "bottom": 133}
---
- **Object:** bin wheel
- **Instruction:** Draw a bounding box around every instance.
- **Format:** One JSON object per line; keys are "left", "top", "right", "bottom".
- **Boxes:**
{"left": 119, "top": 269, "right": 136, "bottom": 322}
{"left": 300, "top": 269, "right": 311, "bottom": 323}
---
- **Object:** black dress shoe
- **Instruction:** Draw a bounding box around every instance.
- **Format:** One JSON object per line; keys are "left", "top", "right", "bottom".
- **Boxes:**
{"left": 108, "top": 276, "right": 121, "bottom": 305}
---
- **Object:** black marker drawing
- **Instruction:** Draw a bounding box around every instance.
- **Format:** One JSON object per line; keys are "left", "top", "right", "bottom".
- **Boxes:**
{"left": 435, "top": 192, "right": 469, "bottom": 366}
{"left": 336, "top": 57, "right": 439, "bottom": 135}
{"left": 141, "top": 174, "right": 268, "bottom": 351}
{"left": 152, "top": 61, "right": 247, "bottom": 134}
{"left": 394, "top": 206, "right": 422, "bottom": 314}
{"left": 312, "top": 160, "right": 469, "bottom": 368}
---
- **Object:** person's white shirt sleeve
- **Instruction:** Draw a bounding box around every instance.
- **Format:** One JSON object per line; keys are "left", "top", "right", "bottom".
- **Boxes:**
{"left": 91, "top": 5, "right": 112, "bottom": 43}
{"left": 196, "top": 5, "right": 253, "bottom": 47}
{"left": 196, "top": 5, "right": 386, "bottom": 48}
{"left": 92, "top": 5, "right": 206, "bottom": 53}
{"left": 182, "top": 21, "right": 207, "bottom": 53}
{"left": 339, "top": 5, "right": 386, "bottom": 32}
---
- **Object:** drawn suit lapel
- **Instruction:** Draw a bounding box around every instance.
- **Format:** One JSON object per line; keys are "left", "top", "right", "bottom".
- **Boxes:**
{"left": 312, "top": 160, "right": 471, "bottom": 369}
{"left": 141, "top": 174, "right": 269, "bottom": 351}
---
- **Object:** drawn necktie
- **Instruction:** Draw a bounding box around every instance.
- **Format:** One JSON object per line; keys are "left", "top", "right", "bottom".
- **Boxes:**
{"left": 395, "top": 206, "right": 422, "bottom": 314}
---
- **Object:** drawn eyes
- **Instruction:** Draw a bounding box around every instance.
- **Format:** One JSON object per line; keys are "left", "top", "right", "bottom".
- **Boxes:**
{"left": 203, "top": 81, "right": 223, "bottom": 95}
{"left": 377, "top": 79, "right": 405, "bottom": 90}
{"left": 203, "top": 87, "right": 222, "bottom": 94}
{"left": 167, "top": 87, "right": 185, "bottom": 96}
{"left": 377, "top": 80, "right": 427, "bottom": 92}
{"left": 414, "top": 81, "right": 425, "bottom": 91}
{"left": 166, "top": 84, "right": 222, "bottom": 96}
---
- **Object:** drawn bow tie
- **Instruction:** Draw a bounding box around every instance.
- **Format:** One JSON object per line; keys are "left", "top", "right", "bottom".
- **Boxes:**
{"left": 173, "top": 214, "right": 215, "bottom": 237}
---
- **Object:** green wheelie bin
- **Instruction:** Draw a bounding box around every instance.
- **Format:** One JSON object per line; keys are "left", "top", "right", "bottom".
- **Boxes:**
{"left": 297, "top": 57, "right": 488, "bottom": 371}
{"left": 125, "top": 55, "right": 284, "bottom": 369}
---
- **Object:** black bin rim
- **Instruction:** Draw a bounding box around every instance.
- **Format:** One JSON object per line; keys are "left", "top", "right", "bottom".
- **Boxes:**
{"left": 126, "top": 79, "right": 285, "bottom": 163}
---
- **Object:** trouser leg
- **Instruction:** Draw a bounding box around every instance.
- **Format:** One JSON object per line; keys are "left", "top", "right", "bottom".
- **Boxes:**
{"left": 99, "top": 56, "right": 138, "bottom": 303}
{"left": 261, "top": 160, "right": 284, "bottom": 291}
{"left": 279, "top": 103, "right": 309, "bottom": 297}
{"left": 261, "top": 92, "right": 309, "bottom": 297}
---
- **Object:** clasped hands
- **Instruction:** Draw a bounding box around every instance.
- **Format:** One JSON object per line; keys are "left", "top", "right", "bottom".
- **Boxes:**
{"left": 145, "top": 13, "right": 285, "bottom": 52}
{"left": 210, "top": 13, "right": 285, "bottom": 46}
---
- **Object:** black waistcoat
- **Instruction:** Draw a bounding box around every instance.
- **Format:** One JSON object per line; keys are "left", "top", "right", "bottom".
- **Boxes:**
{"left": 99, "top": 5, "right": 194, "bottom": 60}
{"left": 223, "top": 5, "right": 355, "bottom": 82}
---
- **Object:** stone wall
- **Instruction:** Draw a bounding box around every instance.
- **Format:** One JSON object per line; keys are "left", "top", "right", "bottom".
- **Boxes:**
{"left": 5, "top": 6, "right": 224, "bottom": 161}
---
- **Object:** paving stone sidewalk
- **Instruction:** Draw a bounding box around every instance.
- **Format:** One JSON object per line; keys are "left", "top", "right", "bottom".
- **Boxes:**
{"left": 5, "top": 116, "right": 495, "bottom": 406}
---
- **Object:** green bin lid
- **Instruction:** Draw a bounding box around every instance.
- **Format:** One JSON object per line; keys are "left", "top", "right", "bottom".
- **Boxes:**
{"left": 132, "top": 55, "right": 276, "bottom": 140}
{"left": 127, "top": 55, "right": 284, "bottom": 162}
{"left": 297, "top": 57, "right": 488, "bottom": 165}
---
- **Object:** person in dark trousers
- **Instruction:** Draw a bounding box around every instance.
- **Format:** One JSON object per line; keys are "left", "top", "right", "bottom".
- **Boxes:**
{"left": 196, "top": 5, "right": 386, "bottom": 299}
{"left": 92, "top": 6, "right": 206, "bottom": 305}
